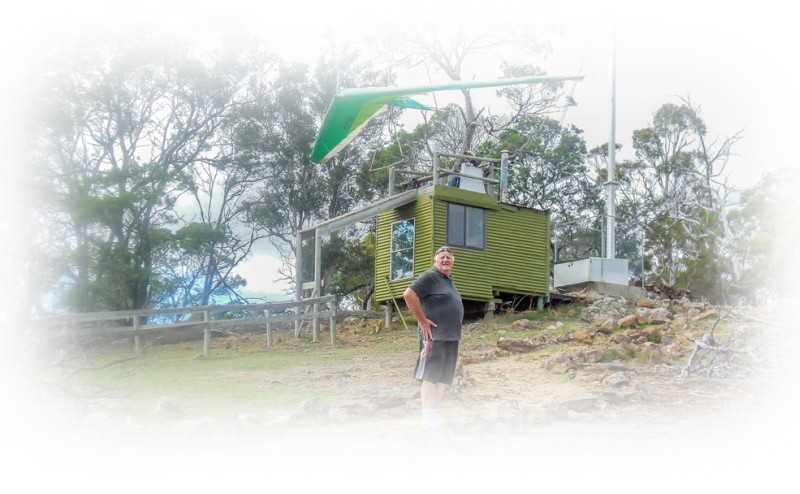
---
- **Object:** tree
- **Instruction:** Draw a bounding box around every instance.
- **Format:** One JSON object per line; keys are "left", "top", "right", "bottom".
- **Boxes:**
{"left": 621, "top": 98, "right": 744, "bottom": 301}
{"left": 625, "top": 103, "right": 705, "bottom": 286}
{"left": 723, "top": 168, "right": 798, "bottom": 302}
{"left": 499, "top": 116, "right": 592, "bottom": 215}
{"left": 242, "top": 53, "right": 390, "bottom": 305}
{"left": 165, "top": 106, "right": 276, "bottom": 307}
{"left": 382, "top": 23, "right": 572, "bottom": 158}
{"left": 29, "top": 35, "right": 260, "bottom": 312}
{"left": 671, "top": 97, "right": 743, "bottom": 301}
{"left": 317, "top": 233, "right": 377, "bottom": 310}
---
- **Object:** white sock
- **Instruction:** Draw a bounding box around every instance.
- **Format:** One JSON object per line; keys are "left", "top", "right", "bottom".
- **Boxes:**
{"left": 422, "top": 409, "right": 442, "bottom": 429}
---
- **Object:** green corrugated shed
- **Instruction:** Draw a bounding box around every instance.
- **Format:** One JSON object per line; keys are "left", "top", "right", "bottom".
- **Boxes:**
{"left": 375, "top": 185, "right": 550, "bottom": 307}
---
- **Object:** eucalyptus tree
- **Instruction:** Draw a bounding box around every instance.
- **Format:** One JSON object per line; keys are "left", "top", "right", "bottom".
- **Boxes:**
{"left": 375, "top": 23, "right": 591, "bottom": 203}
{"left": 241, "top": 52, "right": 390, "bottom": 305}
{"left": 380, "top": 22, "right": 573, "bottom": 158}
{"left": 167, "top": 76, "right": 281, "bottom": 308}
{"left": 29, "top": 35, "right": 261, "bottom": 312}
{"left": 366, "top": 22, "right": 598, "bottom": 282}
{"left": 670, "top": 97, "right": 744, "bottom": 301}
{"left": 623, "top": 99, "right": 743, "bottom": 301}
{"left": 625, "top": 103, "right": 704, "bottom": 286}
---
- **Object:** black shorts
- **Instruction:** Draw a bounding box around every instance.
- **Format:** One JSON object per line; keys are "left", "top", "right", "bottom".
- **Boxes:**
{"left": 413, "top": 340, "right": 460, "bottom": 385}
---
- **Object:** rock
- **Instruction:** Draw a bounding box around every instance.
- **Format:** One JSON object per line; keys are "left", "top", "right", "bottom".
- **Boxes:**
{"left": 692, "top": 309, "right": 720, "bottom": 322}
{"left": 643, "top": 326, "right": 662, "bottom": 343}
{"left": 584, "top": 349, "right": 603, "bottom": 363}
{"left": 555, "top": 332, "right": 576, "bottom": 343}
{"left": 460, "top": 348, "right": 495, "bottom": 364}
{"left": 543, "top": 353, "right": 584, "bottom": 373}
{"left": 602, "top": 372, "right": 631, "bottom": 387}
{"left": 558, "top": 394, "right": 597, "bottom": 412}
{"left": 523, "top": 405, "right": 552, "bottom": 424}
{"left": 600, "top": 386, "right": 640, "bottom": 403}
{"left": 611, "top": 333, "right": 631, "bottom": 344}
{"left": 496, "top": 337, "right": 541, "bottom": 353}
{"left": 599, "top": 318, "right": 616, "bottom": 330}
{"left": 468, "top": 322, "right": 486, "bottom": 332}
{"left": 496, "top": 399, "right": 526, "bottom": 424}
{"left": 511, "top": 319, "right": 535, "bottom": 330}
{"left": 153, "top": 396, "right": 182, "bottom": 420}
{"left": 643, "top": 342, "right": 665, "bottom": 364}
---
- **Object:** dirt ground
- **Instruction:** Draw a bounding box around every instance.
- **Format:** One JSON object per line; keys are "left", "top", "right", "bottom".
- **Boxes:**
{"left": 4, "top": 304, "right": 798, "bottom": 492}
{"left": 237, "top": 308, "right": 798, "bottom": 491}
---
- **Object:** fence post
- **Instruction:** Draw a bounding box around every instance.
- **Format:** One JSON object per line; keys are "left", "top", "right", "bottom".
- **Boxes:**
{"left": 313, "top": 230, "right": 322, "bottom": 342}
{"left": 295, "top": 231, "right": 303, "bottom": 338}
{"left": 330, "top": 301, "right": 337, "bottom": 345}
{"left": 384, "top": 303, "right": 393, "bottom": 330}
{"left": 133, "top": 315, "right": 141, "bottom": 355}
{"left": 265, "top": 308, "right": 272, "bottom": 347}
{"left": 203, "top": 310, "right": 210, "bottom": 358}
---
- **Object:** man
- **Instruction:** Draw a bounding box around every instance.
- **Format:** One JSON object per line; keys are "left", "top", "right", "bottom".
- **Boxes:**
{"left": 403, "top": 246, "right": 464, "bottom": 430}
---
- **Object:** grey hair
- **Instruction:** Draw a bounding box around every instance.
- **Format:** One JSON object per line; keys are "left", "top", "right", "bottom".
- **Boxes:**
{"left": 434, "top": 246, "right": 454, "bottom": 259}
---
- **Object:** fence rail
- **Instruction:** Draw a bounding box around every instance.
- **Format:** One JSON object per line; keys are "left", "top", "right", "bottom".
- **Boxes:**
{"left": 34, "top": 295, "right": 338, "bottom": 357}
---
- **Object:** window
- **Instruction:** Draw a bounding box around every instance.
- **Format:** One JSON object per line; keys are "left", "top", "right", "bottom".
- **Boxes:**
{"left": 390, "top": 219, "right": 415, "bottom": 280}
{"left": 447, "top": 203, "right": 485, "bottom": 250}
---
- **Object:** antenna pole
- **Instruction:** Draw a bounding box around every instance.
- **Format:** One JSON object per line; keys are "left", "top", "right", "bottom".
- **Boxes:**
{"left": 606, "top": 17, "right": 617, "bottom": 260}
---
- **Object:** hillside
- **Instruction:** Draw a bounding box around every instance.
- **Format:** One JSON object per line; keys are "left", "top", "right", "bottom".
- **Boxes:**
{"left": 5, "top": 291, "right": 796, "bottom": 492}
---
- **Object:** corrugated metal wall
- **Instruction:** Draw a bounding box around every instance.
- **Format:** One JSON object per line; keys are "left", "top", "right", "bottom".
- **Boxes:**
{"left": 375, "top": 186, "right": 550, "bottom": 303}
{"left": 429, "top": 194, "right": 549, "bottom": 301}
{"left": 374, "top": 192, "right": 434, "bottom": 301}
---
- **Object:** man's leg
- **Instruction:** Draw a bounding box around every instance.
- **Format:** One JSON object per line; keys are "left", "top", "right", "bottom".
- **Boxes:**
{"left": 421, "top": 380, "right": 447, "bottom": 429}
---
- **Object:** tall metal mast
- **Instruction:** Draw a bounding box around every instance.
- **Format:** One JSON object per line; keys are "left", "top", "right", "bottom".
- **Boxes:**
{"left": 606, "top": 19, "right": 617, "bottom": 259}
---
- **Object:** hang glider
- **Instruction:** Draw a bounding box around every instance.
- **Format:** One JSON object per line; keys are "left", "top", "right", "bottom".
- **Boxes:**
{"left": 310, "top": 74, "right": 584, "bottom": 164}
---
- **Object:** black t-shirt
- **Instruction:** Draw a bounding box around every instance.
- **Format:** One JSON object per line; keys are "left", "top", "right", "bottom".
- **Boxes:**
{"left": 408, "top": 266, "right": 464, "bottom": 341}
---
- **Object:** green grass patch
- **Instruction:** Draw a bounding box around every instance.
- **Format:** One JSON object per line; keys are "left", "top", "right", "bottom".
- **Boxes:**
{"left": 65, "top": 331, "right": 415, "bottom": 422}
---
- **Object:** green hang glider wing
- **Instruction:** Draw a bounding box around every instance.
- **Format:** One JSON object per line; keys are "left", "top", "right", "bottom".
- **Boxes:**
{"left": 310, "top": 74, "right": 583, "bottom": 164}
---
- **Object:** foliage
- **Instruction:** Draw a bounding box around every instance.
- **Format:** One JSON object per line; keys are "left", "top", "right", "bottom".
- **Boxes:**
{"left": 241, "top": 53, "right": 390, "bottom": 294}
{"left": 17, "top": 22, "right": 781, "bottom": 320}
{"left": 726, "top": 168, "right": 799, "bottom": 302}
{"left": 618, "top": 99, "right": 752, "bottom": 303}
{"left": 28, "top": 35, "right": 268, "bottom": 312}
{"left": 498, "top": 116, "right": 595, "bottom": 215}
{"left": 322, "top": 232, "right": 377, "bottom": 310}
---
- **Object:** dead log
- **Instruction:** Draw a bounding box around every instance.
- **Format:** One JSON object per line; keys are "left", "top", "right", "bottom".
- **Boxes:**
{"left": 681, "top": 305, "right": 764, "bottom": 378}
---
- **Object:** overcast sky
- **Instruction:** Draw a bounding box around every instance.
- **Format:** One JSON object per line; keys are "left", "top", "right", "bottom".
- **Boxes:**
{"left": 4, "top": 0, "right": 796, "bottom": 298}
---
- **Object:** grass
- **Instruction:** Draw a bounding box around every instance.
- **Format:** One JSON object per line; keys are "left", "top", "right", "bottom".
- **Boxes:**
{"left": 52, "top": 303, "right": 685, "bottom": 424}
{"left": 62, "top": 333, "right": 371, "bottom": 421}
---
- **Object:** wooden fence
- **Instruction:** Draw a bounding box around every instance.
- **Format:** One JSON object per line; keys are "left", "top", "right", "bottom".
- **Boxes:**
{"left": 33, "top": 295, "right": 338, "bottom": 357}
